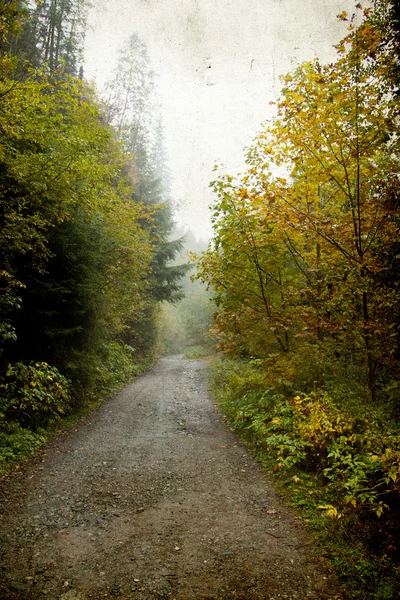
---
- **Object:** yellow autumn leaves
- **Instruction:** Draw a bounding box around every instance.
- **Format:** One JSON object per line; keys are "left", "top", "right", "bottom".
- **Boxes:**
{"left": 195, "top": 9, "right": 400, "bottom": 401}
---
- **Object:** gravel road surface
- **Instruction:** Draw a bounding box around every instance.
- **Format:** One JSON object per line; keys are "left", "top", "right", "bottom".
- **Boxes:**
{"left": 0, "top": 356, "right": 340, "bottom": 600}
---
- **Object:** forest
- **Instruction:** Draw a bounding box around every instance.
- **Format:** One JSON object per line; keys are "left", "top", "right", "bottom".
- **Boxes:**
{"left": 0, "top": 0, "right": 195, "bottom": 464}
{"left": 1, "top": 0, "right": 400, "bottom": 598}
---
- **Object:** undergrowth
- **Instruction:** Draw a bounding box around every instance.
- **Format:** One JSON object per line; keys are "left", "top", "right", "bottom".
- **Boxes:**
{"left": 184, "top": 344, "right": 214, "bottom": 359}
{"left": 210, "top": 357, "right": 400, "bottom": 600}
{"left": 0, "top": 346, "right": 151, "bottom": 475}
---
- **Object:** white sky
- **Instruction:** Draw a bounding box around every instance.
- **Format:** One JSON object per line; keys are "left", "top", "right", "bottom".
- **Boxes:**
{"left": 84, "top": 0, "right": 357, "bottom": 240}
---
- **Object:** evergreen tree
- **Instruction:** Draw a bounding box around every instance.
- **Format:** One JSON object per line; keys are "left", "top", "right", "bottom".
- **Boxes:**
{"left": 105, "top": 33, "right": 190, "bottom": 314}
{"left": 14, "top": 0, "right": 88, "bottom": 74}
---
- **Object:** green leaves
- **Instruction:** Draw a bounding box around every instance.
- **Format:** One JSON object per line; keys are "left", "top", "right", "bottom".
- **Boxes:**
{"left": 0, "top": 57, "right": 159, "bottom": 398}
{"left": 0, "top": 0, "right": 26, "bottom": 43}
{"left": 0, "top": 361, "right": 71, "bottom": 427}
{"left": 212, "top": 354, "right": 400, "bottom": 519}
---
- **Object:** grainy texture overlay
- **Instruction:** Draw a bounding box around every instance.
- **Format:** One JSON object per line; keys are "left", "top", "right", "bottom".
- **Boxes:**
{"left": 1, "top": 357, "right": 339, "bottom": 599}
{"left": 85, "top": 0, "right": 355, "bottom": 238}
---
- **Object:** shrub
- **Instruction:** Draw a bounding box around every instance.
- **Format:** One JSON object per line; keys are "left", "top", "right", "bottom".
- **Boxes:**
{"left": 210, "top": 358, "right": 400, "bottom": 597}
{"left": 261, "top": 392, "right": 400, "bottom": 516}
{"left": 93, "top": 340, "right": 143, "bottom": 396}
{"left": 0, "top": 421, "right": 46, "bottom": 473}
{"left": 211, "top": 357, "right": 400, "bottom": 518}
{"left": 183, "top": 345, "right": 211, "bottom": 359}
{"left": 0, "top": 361, "right": 71, "bottom": 428}
{"left": 209, "top": 357, "right": 270, "bottom": 401}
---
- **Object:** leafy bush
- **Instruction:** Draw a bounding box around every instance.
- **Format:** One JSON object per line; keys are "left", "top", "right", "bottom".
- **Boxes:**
{"left": 262, "top": 393, "right": 400, "bottom": 517}
{"left": 210, "top": 356, "right": 400, "bottom": 598}
{"left": 209, "top": 357, "right": 270, "bottom": 399}
{"left": 62, "top": 340, "right": 148, "bottom": 401}
{"left": 0, "top": 421, "right": 46, "bottom": 473}
{"left": 0, "top": 345, "right": 147, "bottom": 473}
{"left": 0, "top": 362, "right": 71, "bottom": 428}
{"left": 211, "top": 358, "right": 400, "bottom": 518}
{"left": 93, "top": 341, "right": 145, "bottom": 396}
{"left": 184, "top": 345, "right": 212, "bottom": 359}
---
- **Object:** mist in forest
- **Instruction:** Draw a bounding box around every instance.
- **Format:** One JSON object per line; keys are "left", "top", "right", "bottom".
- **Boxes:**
{"left": 84, "top": 0, "right": 356, "bottom": 239}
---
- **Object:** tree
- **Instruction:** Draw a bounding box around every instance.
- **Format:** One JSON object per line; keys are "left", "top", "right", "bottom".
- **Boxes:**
{"left": 196, "top": 6, "right": 400, "bottom": 400}
{"left": 0, "top": 1, "right": 26, "bottom": 47}
{"left": 0, "top": 62, "right": 153, "bottom": 392}
{"left": 104, "top": 34, "right": 157, "bottom": 158}
{"left": 11, "top": 0, "right": 88, "bottom": 74}
{"left": 0, "top": 13, "right": 187, "bottom": 409}
{"left": 105, "top": 33, "right": 190, "bottom": 313}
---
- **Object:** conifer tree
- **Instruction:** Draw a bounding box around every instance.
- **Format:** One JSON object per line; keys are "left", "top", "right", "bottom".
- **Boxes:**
{"left": 15, "top": 0, "right": 88, "bottom": 74}
{"left": 105, "top": 33, "right": 190, "bottom": 312}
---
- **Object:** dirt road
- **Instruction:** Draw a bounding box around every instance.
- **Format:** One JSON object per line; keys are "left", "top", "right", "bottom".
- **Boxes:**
{"left": 0, "top": 356, "right": 339, "bottom": 600}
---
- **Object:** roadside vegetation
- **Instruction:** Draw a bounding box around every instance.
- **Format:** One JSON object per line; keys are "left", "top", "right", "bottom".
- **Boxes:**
{"left": 2, "top": 1, "right": 400, "bottom": 596}
{"left": 196, "top": 3, "right": 400, "bottom": 598}
{"left": 210, "top": 358, "right": 399, "bottom": 599}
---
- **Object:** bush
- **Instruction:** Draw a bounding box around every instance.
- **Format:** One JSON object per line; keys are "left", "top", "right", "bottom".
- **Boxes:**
{"left": 184, "top": 345, "right": 213, "bottom": 359}
{"left": 0, "top": 421, "right": 46, "bottom": 473}
{"left": 62, "top": 340, "right": 148, "bottom": 401}
{"left": 211, "top": 357, "right": 400, "bottom": 518}
{"left": 210, "top": 356, "right": 400, "bottom": 598}
{"left": 0, "top": 362, "right": 71, "bottom": 428}
{"left": 93, "top": 340, "right": 145, "bottom": 396}
{"left": 260, "top": 392, "right": 400, "bottom": 517}
{"left": 209, "top": 357, "right": 270, "bottom": 400}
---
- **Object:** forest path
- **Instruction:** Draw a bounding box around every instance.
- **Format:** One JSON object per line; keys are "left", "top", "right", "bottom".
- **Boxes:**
{"left": 1, "top": 356, "right": 339, "bottom": 600}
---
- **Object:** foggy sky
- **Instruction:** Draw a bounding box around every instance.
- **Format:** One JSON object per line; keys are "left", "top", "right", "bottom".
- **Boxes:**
{"left": 84, "top": 0, "right": 358, "bottom": 240}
